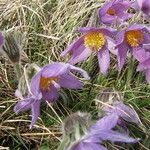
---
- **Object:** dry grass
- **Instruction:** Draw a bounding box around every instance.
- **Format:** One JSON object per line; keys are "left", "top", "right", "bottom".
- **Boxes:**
{"left": 0, "top": 0, "right": 150, "bottom": 150}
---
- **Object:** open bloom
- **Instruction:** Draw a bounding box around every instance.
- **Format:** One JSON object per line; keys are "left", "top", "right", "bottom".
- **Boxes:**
{"left": 14, "top": 62, "right": 90, "bottom": 127}
{"left": 69, "top": 113, "right": 139, "bottom": 150}
{"left": 98, "top": 0, "right": 132, "bottom": 25}
{"left": 115, "top": 24, "right": 150, "bottom": 70}
{"left": 61, "top": 27, "right": 116, "bottom": 75}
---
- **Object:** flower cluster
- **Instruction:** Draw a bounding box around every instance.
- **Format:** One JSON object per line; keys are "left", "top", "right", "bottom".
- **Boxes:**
{"left": 0, "top": 0, "right": 149, "bottom": 149}
{"left": 62, "top": 100, "right": 141, "bottom": 150}
{"left": 61, "top": 0, "right": 150, "bottom": 83}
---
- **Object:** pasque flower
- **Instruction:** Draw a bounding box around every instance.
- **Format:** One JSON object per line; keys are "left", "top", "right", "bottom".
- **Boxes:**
{"left": 104, "top": 101, "right": 141, "bottom": 125}
{"left": 14, "top": 62, "right": 90, "bottom": 127}
{"left": 61, "top": 27, "right": 116, "bottom": 75}
{"left": 98, "top": 0, "right": 132, "bottom": 25}
{"left": 69, "top": 113, "right": 139, "bottom": 150}
{"left": 115, "top": 24, "right": 150, "bottom": 70}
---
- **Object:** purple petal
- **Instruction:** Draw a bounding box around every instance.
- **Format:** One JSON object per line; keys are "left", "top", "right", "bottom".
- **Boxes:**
{"left": 100, "top": 14, "right": 117, "bottom": 24}
{"left": 90, "top": 113, "right": 119, "bottom": 131}
{"left": 132, "top": 47, "right": 150, "bottom": 62}
{"left": 107, "top": 102, "right": 141, "bottom": 124}
{"left": 41, "top": 85, "right": 59, "bottom": 102}
{"left": 143, "top": 33, "right": 150, "bottom": 44}
{"left": 41, "top": 62, "right": 69, "bottom": 77}
{"left": 117, "top": 43, "right": 128, "bottom": 71}
{"left": 127, "top": 24, "right": 148, "bottom": 32}
{"left": 140, "top": 0, "right": 150, "bottom": 16}
{"left": 68, "top": 47, "right": 92, "bottom": 65}
{"left": 30, "top": 100, "right": 41, "bottom": 128}
{"left": 145, "top": 69, "right": 150, "bottom": 83}
{"left": 115, "top": 30, "right": 126, "bottom": 45}
{"left": 68, "top": 64, "right": 90, "bottom": 80}
{"left": 60, "top": 36, "right": 84, "bottom": 57}
{"left": 71, "top": 142, "right": 107, "bottom": 150}
{"left": 59, "top": 74, "right": 83, "bottom": 89}
{"left": 30, "top": 71, "right": 42, "bottom": 99}
{"left": 97, "top": 47, "right": 110, "bottom": 75}
{"left": 137, "top": 58, "right": 150, "bottom": 71}
{"left": 96, "top": 130, "right": 139, "bottom": 143}
{"left": 41, "top": 63, "right": 90, "bottom": 80}
{"left": 14, "top": 98, "right": 34, "bottom": 114}
{"left": 98, "top": 2, "right": 112, "bottom": 16}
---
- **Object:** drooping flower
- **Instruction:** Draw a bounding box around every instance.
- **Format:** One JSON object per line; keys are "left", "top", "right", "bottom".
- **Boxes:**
{"left": 104, "top": 101, "right": 141, "bottom": 125}
{"left": 61, "top": 27, "right": 116, "bottom": 75}
{"left": 69, "top": 113, "right": 139, "bottom": 150}
{"left": 14, "top": 62, "right": 90, "bottom": 127}
{"left": 115, "top": 24, "right": 150, "bottom": 70}
{"left": 98, "top": 0, "right": 132, "bottom": 25}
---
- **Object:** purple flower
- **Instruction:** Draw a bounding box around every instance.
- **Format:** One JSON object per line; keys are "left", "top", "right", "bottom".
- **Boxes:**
{"left": 115, "top": 24, "right": 150, "bottom": 70}
{"left": 14, "top": 62, "right": 90, "bottom": 127}
{"left": 70, "top": 114, "right": 139, "bottom": 150}
{"left": 98, "top": 0, "right": 132, "bottom": 25}
{"left": 135, "top": 0, "right": 150, "bottom": 19}
{"left": 61, "top": 27, "right": 116, "bottom": 75}
{"left": 132, "top": 45, "right": 150, "bottom": 83}
{"left": 104, "top": 101, "right": 141, "bottom": 125}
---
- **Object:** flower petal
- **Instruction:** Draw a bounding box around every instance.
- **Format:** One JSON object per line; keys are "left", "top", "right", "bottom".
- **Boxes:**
{"left": 71, "top": 142, "right": 107, "bottom": 150}
{"left": 132, "top": 47, "right": 150, "bottom": 62}
{"left": 90, "top": 113, "right": 119, "bottom": 131}
{"left": 68, "top": 64, "right": 90, "bottom": 80}
{"left": 61, "top": 36, "right": 84, "bottom": 57}
{"left": 117, "top": 43, "right": 128, "bottom": 71}
{"left": 97, "top": 130, "right": 139, "bottom": 143}
{"left": 69, "top": 47, "right": 92, "bottom": 65}
{"left": 30, "top": 100, "right": 41, "bottom": 128}
{"left": 97, "top": 47, "right": 110, "bottom": 75}
{"left": 106, "top": 102, "right": 141, "bottom": 124}
{"left": 137, "top": 58, "right": 150, "bottom": 71}
{"left": 41, "top": 85, "right": 59, "bottom": 102}
{"left": 30, "top": 71, "right": 42, "bottom": 99}
{"left": 59, "top": 74, "right": 83, "bottom": 89}
{"left": 14, "top": 98, "right": 34, "bottom": 114}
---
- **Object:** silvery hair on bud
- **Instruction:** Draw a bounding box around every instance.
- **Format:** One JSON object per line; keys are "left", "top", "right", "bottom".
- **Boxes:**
{"left": 95, "top": 88, "right": 123, "bottom": 109}
{"left": 62, "top": 111, "right": 91, "bottom": 136}
{"left": 0, "top": 31, "right": 25, "bottom": 63}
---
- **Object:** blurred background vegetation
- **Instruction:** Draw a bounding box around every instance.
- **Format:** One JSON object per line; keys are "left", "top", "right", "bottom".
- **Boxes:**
{"left": 0, "top": 0, "right": 149, "bottom": 149}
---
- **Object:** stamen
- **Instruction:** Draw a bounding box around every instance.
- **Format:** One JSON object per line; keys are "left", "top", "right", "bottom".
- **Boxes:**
{"left": 125, "top": 30, "right": 144, "bottom": 47}
{"left": 84, "top": 31, "right": 106, "bottom": 51}
{"left": 40, "top": 77, "right": 58, "bottom": 90}
{"left": 107, "top": 8, "right": 116, "bottom": 15}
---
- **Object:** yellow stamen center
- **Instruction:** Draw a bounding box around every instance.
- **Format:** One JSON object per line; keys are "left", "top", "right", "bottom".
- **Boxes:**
{"left": 84, "top": 32, "right": 106, "bottom": 51}
{"left": 107, "top": 8, "right": 116, "bottom": 15}
{"left": 125, "top": 30, "right": 144, "bottom": 47}
{"left": 40, "top": 77, "right": 58, "bottom": 90}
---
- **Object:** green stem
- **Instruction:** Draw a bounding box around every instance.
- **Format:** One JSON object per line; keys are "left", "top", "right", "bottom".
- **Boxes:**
{"left": 14, "top": 63, "right": 22, "bottom": 81}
